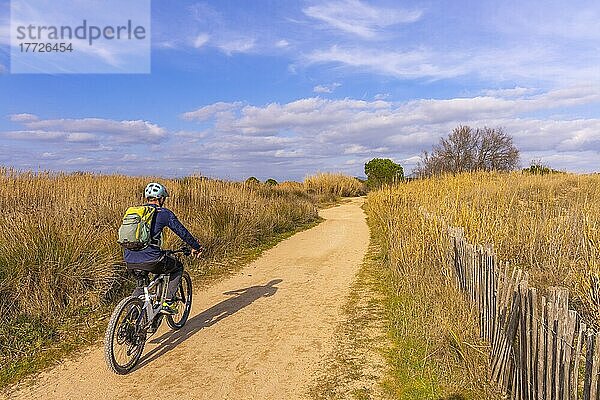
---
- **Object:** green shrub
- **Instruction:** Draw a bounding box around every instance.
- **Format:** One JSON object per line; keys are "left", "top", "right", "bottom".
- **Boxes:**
{"left": 364, "top": 158, "right": 404, "bottom": 189}
{"left": 522, "top": 160, "right": 564, "bottom": 175}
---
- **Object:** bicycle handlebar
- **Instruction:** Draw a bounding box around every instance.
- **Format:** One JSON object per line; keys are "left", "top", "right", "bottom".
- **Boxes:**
{"left": 166, "top": 247, "right": 192, "bottom": 256}
{"left": 166, "top": 243, "right": 208, "bottom": 257}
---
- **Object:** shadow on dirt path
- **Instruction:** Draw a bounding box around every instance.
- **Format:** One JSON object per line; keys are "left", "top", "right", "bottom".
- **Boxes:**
{"left": 136, "top": 278, "right": 283, "bottom": 370}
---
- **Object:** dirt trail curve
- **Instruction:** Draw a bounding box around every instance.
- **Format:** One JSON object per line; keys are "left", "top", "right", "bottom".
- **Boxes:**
{"left": 9, "top": 197, "right": 370, "bottom": 400}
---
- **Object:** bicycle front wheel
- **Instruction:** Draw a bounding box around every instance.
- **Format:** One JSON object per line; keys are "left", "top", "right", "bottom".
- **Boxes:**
{"left": 104, "top": 296, "right": 146, "bottom": 374}
{"left": 167, "top": 271, "right": 193, "bottom": 330}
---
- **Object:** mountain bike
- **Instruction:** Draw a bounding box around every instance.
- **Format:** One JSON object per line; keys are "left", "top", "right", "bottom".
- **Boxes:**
{"left": 104, "top": 247, "right": 193, "bottom": 374}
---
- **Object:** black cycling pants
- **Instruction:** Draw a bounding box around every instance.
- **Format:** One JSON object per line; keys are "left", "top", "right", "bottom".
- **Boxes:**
{"left": 128, "top": 255, "right": 183, "bottom": 300}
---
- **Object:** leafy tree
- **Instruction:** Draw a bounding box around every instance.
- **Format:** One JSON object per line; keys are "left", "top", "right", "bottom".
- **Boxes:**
{"left": 416, "top": 126, "right": 519, "bottom": 177}
{"left": 364, "top": 158, "right": 404, "bottom": 188}
{"left": 265, "top": 178, "right": 278, "bottom": 186}
{"left": 245, "top": 176, "right": 260, "bottom": 185}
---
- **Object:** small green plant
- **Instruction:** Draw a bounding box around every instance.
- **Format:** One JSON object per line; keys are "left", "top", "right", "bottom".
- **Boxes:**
{"left": 245, "top": 176, "right": 260, "bottom": 185}
{"left": 364, "top": 158, "right": 404, "bottom": 189}
{"left": 522, "top": 160, "right": 563, "bottom": 175}
{"left": 265, "top": 178, "right": 278, "bottom": 186}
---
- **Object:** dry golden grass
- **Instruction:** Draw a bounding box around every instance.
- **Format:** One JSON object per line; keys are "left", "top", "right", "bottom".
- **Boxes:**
{"left": 366, "top": 171, "right": 600, "bottom": 397}
{"left": 366, "top": 187, "right": 497, "bottom": 398}
{"left": 409, "top": 173, "right": 599, "bottom": 321}
{"left": 0, "top": 169, "right": 319, "bottom": 386}
{"left": 303, "top": 172, "right": 366, "bottom": 198}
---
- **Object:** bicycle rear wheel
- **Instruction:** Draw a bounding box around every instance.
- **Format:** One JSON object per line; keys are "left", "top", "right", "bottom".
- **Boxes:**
{"left": 104, "top": 296, "right": 146, "bottom": 374}
{"left": 167, "top": 271, "right": 192, "bottom": 330}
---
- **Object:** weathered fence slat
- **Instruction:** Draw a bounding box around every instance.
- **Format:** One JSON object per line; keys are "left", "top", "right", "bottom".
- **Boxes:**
{"left": 530, "top": 288, "right": 539, "bottom": 400}
{"left": 573, "top": 321, "right": 586, "bottom": 400}
{"left": 564, "top": 310, "right": 577, "bottom": 400}
{"left": 539, "top": 297, "right": 548, "bottom": 400}
{"left": 583, "top": 333, "right": 599, "bottom": 400}
{"left": 518, "top": 280, "right": 528, "bottom": 399}
{"left": 589, "top": 334, "right": 600, "bottom": 400}
{"left": 546, "top": 289, "right": 556, "bottom": 400}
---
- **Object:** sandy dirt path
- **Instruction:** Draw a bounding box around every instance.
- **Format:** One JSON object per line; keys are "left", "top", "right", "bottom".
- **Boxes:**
{"left": 9, "top": 197, "right": 369, "bottom": 400}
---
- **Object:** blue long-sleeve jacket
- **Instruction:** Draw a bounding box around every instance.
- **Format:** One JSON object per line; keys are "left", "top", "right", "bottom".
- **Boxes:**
{"left": 124, "top": 204, "right": 201, "bottom": 264}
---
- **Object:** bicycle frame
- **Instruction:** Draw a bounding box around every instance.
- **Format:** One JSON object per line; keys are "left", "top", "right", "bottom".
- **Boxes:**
{"left": 130, "top": 247, "right": 191, "bottom": 333}
{"left": 136, "top": 273, "right": 170, "bottom": 330}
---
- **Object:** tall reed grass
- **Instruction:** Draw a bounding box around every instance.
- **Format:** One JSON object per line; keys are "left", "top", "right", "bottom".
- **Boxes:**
{"left": 366, "top": 171, "right": 600, "bottom": 396}
{"left": 366, "top": 187, "right": 496, "bottom": 397}
{"left": 0, "top": 169, "right": 319, "bottom": 386}
{"left": 303, "top": 172, "right": 366, "bottom": 199}
{"left": 405, "top": 173, "right": 599, "bottom": 324}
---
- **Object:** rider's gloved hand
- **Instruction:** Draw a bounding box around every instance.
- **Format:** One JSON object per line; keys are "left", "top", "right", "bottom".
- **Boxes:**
{"left": 191, "top": 247, "right": 203, "bottom": 259}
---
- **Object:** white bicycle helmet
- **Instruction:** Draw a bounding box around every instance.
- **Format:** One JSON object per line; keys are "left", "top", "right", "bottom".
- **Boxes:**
{"left": 144, "top": 182, "right": 169, "bottom": 199}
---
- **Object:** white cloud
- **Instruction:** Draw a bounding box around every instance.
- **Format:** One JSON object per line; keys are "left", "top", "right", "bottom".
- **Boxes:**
{"left": 193, "top": 33, "right": 210, "bottom": 48}
{"left": 120, "top": 154, "right": 140, "bottom": 162}
{"left": 41, "top": 152, "right": 59, "bottom": 159}
{"left": 64, "top": 157, "right": 93, "bottom": 166}
{"left": 275, "top": 39, "right": 289, "bottom": 48}
{"left": 305, "top": 43, "right": 600, "bottom": 85}
{"left": 230, "top": 97, "right": 390, "bottom": 135}
{"left": 9, "top": 113, "right": 39, "bottom": 122}
{"left": 4, "top": 130, "right": 98, "bottom": 143}
{"left": 181, "top": 102, "right": 243, "bottom": 121}
{"left": 209, "top": 87, "right": 600, "bottom": 138}
{"left": 306, "top": 45, "right": 457, "bottom": 80}
{"left": 303, "top": 0, "right": 422, "bottom": 38}
{"left": 482, "top": 87, "right": 538, "bottom": 98}
{"left": 4, "top": 115, "right": 169, "bottom": 144}
{"left": 313, "top": 82, "right": 341, "bottom": 93}
{"left": 173, "top": 130, "right": 209, "bottom": 140}
{"left": 216, "top": 38, "right": 256, "bottom": 55}
{"left": 402, "top": 155, "right": 422, "bottom": 165}
{"left": 343, "top": 144, "right": 388, "bottom": 154}
{"left": 154, "top": 41, "right": 178, "bottom": 49}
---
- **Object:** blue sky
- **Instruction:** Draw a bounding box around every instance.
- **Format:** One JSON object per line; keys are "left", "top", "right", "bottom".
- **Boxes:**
{"left": 1, "top": 0, "right": 599, "bottom": 180}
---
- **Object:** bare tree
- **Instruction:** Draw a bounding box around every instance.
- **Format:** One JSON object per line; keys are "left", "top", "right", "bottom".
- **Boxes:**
{"left": 415, "top": 125, "right": 519, "bottom": 177}
{"left": 476, "top": 127, "right": 520, "bottom": 171}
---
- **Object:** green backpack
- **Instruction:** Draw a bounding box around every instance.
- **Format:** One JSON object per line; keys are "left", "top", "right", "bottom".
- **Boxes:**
{"left": 117, "top": 206, "right": 158, "bottom": 250}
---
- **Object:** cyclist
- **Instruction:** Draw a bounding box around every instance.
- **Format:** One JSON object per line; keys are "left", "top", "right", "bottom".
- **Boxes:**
{"left": 125, "top": 182, "right": 202, "bottom": 314}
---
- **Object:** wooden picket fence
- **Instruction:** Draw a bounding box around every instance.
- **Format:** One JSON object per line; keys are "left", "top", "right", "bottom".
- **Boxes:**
{"left": 450, "top": 227, "right": 600, "bottom": 400}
